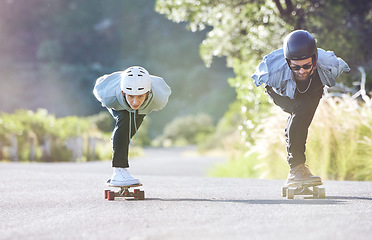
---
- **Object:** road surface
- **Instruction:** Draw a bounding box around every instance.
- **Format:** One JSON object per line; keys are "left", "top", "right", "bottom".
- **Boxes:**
{"left": 1, "top": 146, "right": 371, "bottom": 240}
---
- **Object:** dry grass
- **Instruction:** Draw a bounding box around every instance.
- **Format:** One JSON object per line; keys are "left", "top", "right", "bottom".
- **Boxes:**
{"left": 210, "top": 95, "right": 372, "bottom": 181}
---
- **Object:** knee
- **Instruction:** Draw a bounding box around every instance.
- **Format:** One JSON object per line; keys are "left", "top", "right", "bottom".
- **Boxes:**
{"left": 113, "top": 111, "right": 129, "bottom": 127}
{"left": 266, "top": 87, "right": 293, "bottom": 113}
{"left": 292, "top": 101, "right": 317, "bottom": 117}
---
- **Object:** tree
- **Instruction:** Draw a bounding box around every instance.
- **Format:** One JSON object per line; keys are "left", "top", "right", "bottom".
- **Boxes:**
{"left": 156, "top": 0, "right": 288, "bottom": 67}
{"left": 155, "top": 0, "right": 372, "bottom": 145}
{"left": 156, "top": 0, "right": 372, "bottom": 70}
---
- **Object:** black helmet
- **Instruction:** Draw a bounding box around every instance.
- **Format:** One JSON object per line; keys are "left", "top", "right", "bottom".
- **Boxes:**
{"left": 283, "top": 30, "right": 317, "bottom": 64}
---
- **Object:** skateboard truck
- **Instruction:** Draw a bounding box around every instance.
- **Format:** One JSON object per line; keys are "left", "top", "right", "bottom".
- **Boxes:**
{"left": 104, "top": 182, "right": 145, "bottom": 201}
{"left": 282, "top": 182, "right": 325, "bottom": 199}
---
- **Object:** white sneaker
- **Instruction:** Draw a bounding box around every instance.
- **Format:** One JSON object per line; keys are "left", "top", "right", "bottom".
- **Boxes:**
{"left": 109, "top": 168, "right": 140, "bottom": 186}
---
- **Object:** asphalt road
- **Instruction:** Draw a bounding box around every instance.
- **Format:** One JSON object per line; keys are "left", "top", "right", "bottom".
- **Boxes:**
{"left": 1, "top": 147, "right": 371, "bottom": 240}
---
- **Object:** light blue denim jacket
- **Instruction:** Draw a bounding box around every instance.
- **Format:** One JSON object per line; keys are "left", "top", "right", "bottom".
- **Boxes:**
{"left": 252, "top": 48, "right": 350, "bottom": 99}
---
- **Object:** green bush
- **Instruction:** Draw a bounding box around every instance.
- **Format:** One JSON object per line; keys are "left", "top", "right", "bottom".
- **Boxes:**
{"left": 154, "top": 113, "right": 215, "bottom": 147}
{"left": 0, "top": 110, "right": 91, "bottom": 162}
{"left": 197, "top": 101, "right": 242, "bottom": 153}
{"left": 211, "top": 96, "right": 372, "bottom": 181}
{"left": 0, "top": 109, "right": 150, "bottom": 162}
{"left": 0, "top": 109, "right": 52, "bottom": 161}
{"left": 88, "top": 111, "right": 113, "bottom": 133}
{"left": 50, "top": 139, "right": 73, "bottom": 162}
{"left": 209, "top": 152, "right": 261, "bottom": 178}
{"left": 307, "top": 96, "right": 372, "bottom": 181}
{"left": 228, "top": 59, "right": 272, "bottom": 147}
{"left": 130, "top": 117, "right": 151, "bottom": 146}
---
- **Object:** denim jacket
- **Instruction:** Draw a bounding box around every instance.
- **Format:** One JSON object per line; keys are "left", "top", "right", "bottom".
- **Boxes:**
{"left": 252, "top": 48, "right": 350, "bottom": 99}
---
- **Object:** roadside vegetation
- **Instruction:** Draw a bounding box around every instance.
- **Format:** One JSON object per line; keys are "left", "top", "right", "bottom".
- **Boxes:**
{"left": 156, "top": 0, "right": 372, "bottom": 181}
{"left": 0, "top": 110, "right": 144, "bottom": 162}
{"left": 209, "top": 95, "right": 372, "bottom": 181}
{"left": 1, "top": 1, "right": 372, "bottom": 183}
{"left": 2, "top": 92, "right": 371, "bottom": 182}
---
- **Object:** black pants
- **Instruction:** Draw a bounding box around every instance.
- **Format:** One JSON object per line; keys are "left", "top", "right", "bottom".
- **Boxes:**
{"left": 108, "top": 109, "right": 145, "bottom": 168}
{"left": 265, "top": 86, "right": 323, "bottom": 169}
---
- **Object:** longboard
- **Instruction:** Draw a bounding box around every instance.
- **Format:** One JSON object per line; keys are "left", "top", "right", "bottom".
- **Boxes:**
{"left": 104, "top": 180, "right": 145, "bottom": 201}
{"left": 282, "top": 181, "right": 325, "bottom": 199}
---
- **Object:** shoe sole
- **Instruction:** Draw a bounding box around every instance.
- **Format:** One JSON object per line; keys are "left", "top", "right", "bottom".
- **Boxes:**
{"left": 107, "top": 179, "right": 141, "bottom": 187}
{"left": 285, "top": 180, "right": 322, "bottom": 187}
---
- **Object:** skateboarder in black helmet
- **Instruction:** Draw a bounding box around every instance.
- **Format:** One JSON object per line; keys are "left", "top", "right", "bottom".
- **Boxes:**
{"left": 252, "top": 30, "right": 350, "bottom": 185}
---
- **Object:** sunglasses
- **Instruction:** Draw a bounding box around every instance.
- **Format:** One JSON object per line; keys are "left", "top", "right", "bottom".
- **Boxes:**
{"left": 290, "top": 63, "right": 313, "bottom": 71}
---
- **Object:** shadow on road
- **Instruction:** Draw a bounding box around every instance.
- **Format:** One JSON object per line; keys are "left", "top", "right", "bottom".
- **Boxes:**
{"left": 324, "top": 196, "right": 372, "bottom": 201}
{"left": 145, "top": 198, "right": 346, "bottom": 205}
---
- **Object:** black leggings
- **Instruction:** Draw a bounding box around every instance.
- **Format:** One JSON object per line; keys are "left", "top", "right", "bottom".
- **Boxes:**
{"left": 108, "top": 109, "right": 145, "bottom": 168}
{"left": 265, "top": 86, "right": 323, "bottom": 168}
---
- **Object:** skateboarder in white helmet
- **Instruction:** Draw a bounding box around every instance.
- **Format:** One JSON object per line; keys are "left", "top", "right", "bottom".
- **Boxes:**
{"left": 93, "top": 66, "right": 171, "bottom": 186}
{"left": 252, "top": 30, "right": 350, "bottom": 185}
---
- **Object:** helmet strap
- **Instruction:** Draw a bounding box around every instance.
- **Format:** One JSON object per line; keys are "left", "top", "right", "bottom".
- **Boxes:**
{"left": 312, "top": 56, "right": 316, "bottom": 66}
{"left": 285, "top": 59, "right": 291, "bottom": 68}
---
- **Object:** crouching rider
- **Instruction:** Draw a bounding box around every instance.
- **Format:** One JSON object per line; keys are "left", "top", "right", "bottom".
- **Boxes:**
{"left": 93, "top": 66, "right": 171, "bottom": 186}
{"left": 252, "top": 30, "right": 350, "bottom": 185}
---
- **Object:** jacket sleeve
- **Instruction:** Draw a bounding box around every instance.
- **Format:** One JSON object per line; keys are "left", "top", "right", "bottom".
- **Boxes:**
{"left": 251, "top": 49, "right": 290, "bottom": 90}
{"left": 252, "top": 57, "right": 269, "bottom": 87}
{"left": 335, "top": 57, "right": 351, "bottom": 78}
{"left": 149, "top": 76, "right": 171, "bottom": 111}
{"left": 93, "top": 72, "right": 123, "bottom": 109}
{"left": 317, "top": 49, "right": 350, "bottom": 87}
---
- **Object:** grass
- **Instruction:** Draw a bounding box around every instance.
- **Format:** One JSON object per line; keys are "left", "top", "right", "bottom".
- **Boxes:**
{"left": 308, "top": 96, "right": 372, "bottom": 181}
{"left": 210, "top": 96, "right": 372, "bottom": 181}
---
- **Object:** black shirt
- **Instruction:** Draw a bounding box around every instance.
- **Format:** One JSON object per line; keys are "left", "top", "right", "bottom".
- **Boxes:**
{"left": 295, "top": 70, "right": 323, "bottom": 95}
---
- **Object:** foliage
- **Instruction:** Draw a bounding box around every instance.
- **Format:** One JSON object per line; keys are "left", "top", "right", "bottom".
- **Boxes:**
{"left": 0, "top": 109, "right": 149, "bottom": 162}
{"left": 156, "top": 0, "right": 372, "bottom": 181}
{"left": 156, "top": 0, "right": 372, "bottom": 72}
{"left": 156, "top": 0, "right": 288, "bottom": 67}
{"left": 156, "top": 0, "right": 279, "bottom": 146}
{"left": 210, "top": 96, "right": 372, "bottom": 181}
{"left": 208, "top": 152, "right": 261, "bottom": 178}
{"left": 55, "top": 115, "right": 91, "bottom": 139}
{"left": 0, "top": 0, "right": 236, "bottom": 138}
{"left": 87, "top": 111, "right": 113, "bottom": 133}
{"left": 308, "top": 96, "right": 372, "bottom": 181}
{"left": 147, "top": 60, "right": 235, "bottom": 137}
{"left": 154, "top": 113, "right": 215, "bottom": 146}
{"left": 131, "top": 117, "right": 152, "bottom": 146}
{"left": 156, "top": 0, "right": 372, "bottom": 135}
{"left": 228, "top": 59, "right": 272, "bottom": 146}
{"left": 197, "top": 102, "right": 241, "bottom": 152}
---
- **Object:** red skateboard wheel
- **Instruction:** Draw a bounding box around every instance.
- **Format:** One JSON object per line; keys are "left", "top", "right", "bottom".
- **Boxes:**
{"left": 108, "top": 191, "right": 115, "bottom": 201}
{"left": 104, "top": 190, "right": 110, "bottom": 199}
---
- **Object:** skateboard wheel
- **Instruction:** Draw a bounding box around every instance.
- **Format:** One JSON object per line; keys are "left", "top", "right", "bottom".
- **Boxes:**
{"left": 108, "top": 191, "right": 115, "bottom": 201}
{"left": 104, "top": 190, "right": 110, "bottom": 199}
{"left": 132, "top": 189, "right": 144, "bottom": 200}
{"left": 137, "top": 191, "right": 145, "bottom": 200}
{"left": 313, "top": 186, "right": 319, "bottom": 198}
{"left": 282, "top": 187, "right": 288, "bottom": 197}
{"left": 133, "top": 189, "right": 140, "bottom": 200}
{"left": 287, "top": 189, "right": 294, "bottom": 199}
{"left": 318, "top": 188, "right": 326, "bottom": 198}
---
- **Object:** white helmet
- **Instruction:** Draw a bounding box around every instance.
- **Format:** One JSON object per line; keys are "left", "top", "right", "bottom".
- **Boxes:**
{"left": 120, "top": 66, "right": 151, "bottom": 95}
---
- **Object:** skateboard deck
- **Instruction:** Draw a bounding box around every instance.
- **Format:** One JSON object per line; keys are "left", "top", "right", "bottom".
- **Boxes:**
{"left": 104, "top": 180, "right": 145, "bottom": 201}
{"left": 282, "top": 181, "right": 325, "bottom": 199}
